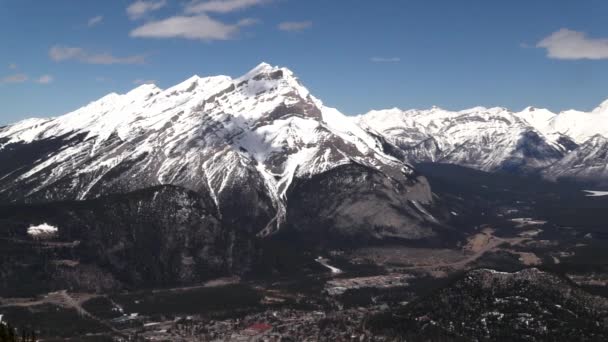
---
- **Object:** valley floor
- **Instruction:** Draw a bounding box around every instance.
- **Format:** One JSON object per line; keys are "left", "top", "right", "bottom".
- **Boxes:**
{"left": 2, "top": 212, "right": 606, "bottom": 341}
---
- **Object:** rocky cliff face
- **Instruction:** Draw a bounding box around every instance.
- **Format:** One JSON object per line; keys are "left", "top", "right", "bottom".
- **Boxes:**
{"left": 285, "top": 163, "right": 435, "bottom": 247}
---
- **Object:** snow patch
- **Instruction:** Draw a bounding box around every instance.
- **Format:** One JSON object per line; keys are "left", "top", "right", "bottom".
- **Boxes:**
{"left": 584, "top": 190, "right": 608, "bottom": 197}
{"left": 411, "top": 200, "right": 439, "bottom": 223}
{"left": 27, "top": 223, "right": 58, "bottom": 239}
{"left": 315, "top": 256, "right": 343, "bottom": 274}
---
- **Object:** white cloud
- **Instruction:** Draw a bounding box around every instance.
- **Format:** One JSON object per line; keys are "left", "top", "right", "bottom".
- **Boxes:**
{"left": 127, "top": 0, "right": 167, "bottom": 20}
{"left": 236, "top": 18, "right": 259, "bottom": 26}
{"left": 537, "top": 28, "right": 608, "bottom": 60}
{"left": 87, "top": 15, "right": 104, "bottom": 27}
{"left": 35, "top": 75, "right": 54, "bottom": 84}
{"left": 1, "top": 74, "right": 28, "bottom": 83}
{"left": 278, "top": 21, "right": 312, "bottom": 32}
{"left": 371, "top": 57, "right": 401, "bottom": 63}
{"left": 8, "top": 63, "right": 17, "bottom": 70}
{"left": 185, "top": 0, "right": 270, "bottom": 14}
{"left": 130, "top": 14, "right": 256, "bottom": 41}
{"left": 49, "top": 45, "right": 146, "bottom": 65}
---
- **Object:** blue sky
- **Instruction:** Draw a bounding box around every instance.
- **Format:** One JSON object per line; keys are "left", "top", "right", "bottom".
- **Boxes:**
{"left": 1, "top": 0, "right": 608, "bottom": 124}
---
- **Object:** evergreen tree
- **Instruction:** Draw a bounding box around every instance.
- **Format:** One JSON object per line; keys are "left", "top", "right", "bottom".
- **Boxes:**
{"left": 6, "top": 324, "right": 15, "bottom": 342}
{"left": 0, "top": 324, "right": 7, "bottom": 342}
{"left": 0, "top": 323, "right": 36, "bottom": 342}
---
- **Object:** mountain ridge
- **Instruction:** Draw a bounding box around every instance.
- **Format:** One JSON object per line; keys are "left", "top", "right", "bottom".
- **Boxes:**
{"left": 4, "top": 63, "right": 608, "bottom": 192}
{"left": 357, "top": 100, "right": 608, "bottom": 183}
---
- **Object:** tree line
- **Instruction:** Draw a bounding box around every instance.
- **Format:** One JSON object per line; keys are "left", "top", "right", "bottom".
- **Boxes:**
{"left": 0, "top": 323, "right": 36, "bottom": 342}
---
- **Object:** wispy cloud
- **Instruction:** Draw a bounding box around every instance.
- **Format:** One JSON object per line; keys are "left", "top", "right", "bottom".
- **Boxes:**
{"left": 370, "top": 57, "right": 401, "bottom": 63}
{"left": 8, "top": 63, "right": 17, "bottom": 70}
{"left": 185, "top": 0, "right": 270, "bottom": 14}
{"left": 1, "top": 74, "right": 28, "bottom": 84}
{"left": 129, "top": 0, "right": 270, "bottom": 41}
{"left": 35, "top": 75, "right": 54, "bottom": 84}
{"left": 133, "top": 78, "right": 157, "bottom": 85}
{"left": 130, "top": 15, "right": 257, "bottom": 41}
{"left": 1, "top": 70, "right": 53, "bottom": 85}
{"left": 537, "top": 28, "right": 608, "bottom": 60}
{"left": 87, "top": 15, "right": 104, "bottom": 27}
{"left": 49, "top": 45, "right": 146, "bottom": 65}
{"left": 127, "top": 0, "right": 167, "bottom": 20}
{"left": 278, "top": 21, "right": 312, "bottom": 32}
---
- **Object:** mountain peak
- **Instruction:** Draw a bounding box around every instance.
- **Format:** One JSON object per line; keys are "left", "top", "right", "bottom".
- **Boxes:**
{"left": 465, "top": 106, "right": 489, "bottom": 112}
{"left": 233, "top": 62, "right": 310, "bottom": 103}
{"left": 592, "top": 98, "right": 608, "bottom": 114}
{"left": 254, "top": 61, "right": 273, "bottom": 71}
{"left": 587, "top": 134, "right": 608, "bottom": 144}
{"left": 240, "top": 62, "right": 280, "bottom": 80}
{"left": 165, "top": 74, "right": 202, "bottom": 92}
{"left": 126, "top": 83, "right": 162, "bottom": 98}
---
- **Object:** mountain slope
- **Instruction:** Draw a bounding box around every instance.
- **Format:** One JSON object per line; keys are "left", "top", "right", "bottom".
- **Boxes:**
{"left": 0, "top": 63, "right": 437, "bottom": 242}
{"left": 515, "top": 101, "right": 608, "bottom": 144}
{"left": 544, "top": 134, "right": 608, "bottom": 184}
{"left": 0, "top": 186, "right": 229, "bottom": 295}
{"left": 370, "top": 268, "right": 608, "bottom": 341}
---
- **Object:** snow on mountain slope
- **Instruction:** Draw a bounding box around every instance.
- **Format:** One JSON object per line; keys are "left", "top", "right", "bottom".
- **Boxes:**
{"left": 540, "top": 110, "right": 608, "bottom": 145}
{"left": 358, "top": 98, "right": 608, "bottom": 183}
{"left": 514, "top": 102, "right": 608, "bottom": 144}
{"left": 515, "top": 107, "right": 557, "bottom": 132}
{"left": 357, "top": 106, "right": 565, "bottom": 173}
{"left": 0, "top": 63, "right": 434, "bottom": 239}
{"left": 544, "top": 135, "right": 608, "bottom": 183}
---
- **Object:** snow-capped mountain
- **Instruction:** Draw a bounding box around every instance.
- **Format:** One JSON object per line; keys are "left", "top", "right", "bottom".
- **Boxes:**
{"left": 516, "top": 101, "right": 608, "bottom": 144}
{"left": 357, "top": 106, "right": 567, "bottom": 173}
{"left": 357, "top": 100, "right": 608, "bottom": 182}
{"left": 0, "top": 63, "right": 436, "bottom": 241}
{"left": 544, "top": 135, "right": 608, "bottom": 184}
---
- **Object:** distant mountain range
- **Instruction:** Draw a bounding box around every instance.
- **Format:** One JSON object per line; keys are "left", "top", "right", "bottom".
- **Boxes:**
{"left": 357, "top": 100, "right": 608, "bottom": 183}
